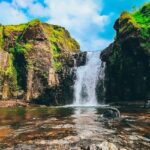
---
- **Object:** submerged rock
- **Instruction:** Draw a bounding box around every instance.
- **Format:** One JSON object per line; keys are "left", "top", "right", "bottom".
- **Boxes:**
{"left": 102, "top": 108, "right": 120, "bottom": 119}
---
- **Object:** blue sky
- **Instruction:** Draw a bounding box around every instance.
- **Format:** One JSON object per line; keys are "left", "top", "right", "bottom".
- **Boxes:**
{"left": 0, "top": 0, "right": 149, "bottom": 51}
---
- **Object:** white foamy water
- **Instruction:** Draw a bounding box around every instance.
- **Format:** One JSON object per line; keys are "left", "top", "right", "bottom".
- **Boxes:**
{"left": 73, "top": 51, "right": 105, "bottom": 106}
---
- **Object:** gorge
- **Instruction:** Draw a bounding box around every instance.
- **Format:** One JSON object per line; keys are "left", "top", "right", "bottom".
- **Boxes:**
{"left": 0, "top": 3, "right": 150, "bottom": 105}
{"left": 0, "top": 2, "right": 150, "bottom": 106}
{"left": 0, "top": 2, "right": 149, "bottom": 150}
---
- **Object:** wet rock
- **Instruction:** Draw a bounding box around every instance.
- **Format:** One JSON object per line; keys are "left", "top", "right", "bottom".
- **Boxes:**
{"left": 144, "top": 133, "right": 150, "bottom": 139}
{"left": 89, "top": 141, "right": 118, "bottom": 150}
{"left": 73, "top": 52, "right": 87, "bottom": 67}
{"left": 13, "top": 144, "right": 37, "bottom": 150}
{"left": 144, "top": 100, "right": 150, "bottom": 108}
{"left": 102, "top": 108, "right": 120, "bottom": 119}
{"left": 0, "top": 100, "right": 28, "bottom": 107}
{"left": 129, "top": 135, "right": 139, "bottom": 141}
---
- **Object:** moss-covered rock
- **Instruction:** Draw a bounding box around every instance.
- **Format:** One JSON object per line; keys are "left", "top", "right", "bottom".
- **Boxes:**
{"left": 0, "top": 25, "right": 4, "bottom": 49}
{"left": 0, "top": 19, "right": 80, "bottom": 104}
{"left": 100, "top": 2, "right": 150, "bottom": 102}
{"left": 0, "top": 51, "right": 18, "bottom": 99}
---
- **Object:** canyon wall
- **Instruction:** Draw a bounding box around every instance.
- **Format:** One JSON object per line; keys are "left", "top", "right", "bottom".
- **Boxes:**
{"left": 1, "top": 2, "right": 149, "bottom": 105}
{"left": 100, "top": 2, "right": 150, "bottom": 102}
{"left": 0, "top": 19, "right": 86, "bottom": 105}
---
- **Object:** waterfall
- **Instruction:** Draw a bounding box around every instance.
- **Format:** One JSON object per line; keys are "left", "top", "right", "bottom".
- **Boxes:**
{"left": 73, "top": 51, "right": 105, "bottom": 106}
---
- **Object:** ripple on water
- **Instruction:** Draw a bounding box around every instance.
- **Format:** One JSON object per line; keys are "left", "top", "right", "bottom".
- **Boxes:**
{"left": 0, "top": 106, "right": 149, "bottom": 150}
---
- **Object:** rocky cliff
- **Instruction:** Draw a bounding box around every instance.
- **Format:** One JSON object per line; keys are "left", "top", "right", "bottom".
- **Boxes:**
{"left": 101, "top": 2, "right": 150, "bottom": 102}
{"left": 0, "top": 19, "right": 86, "bottom": 105}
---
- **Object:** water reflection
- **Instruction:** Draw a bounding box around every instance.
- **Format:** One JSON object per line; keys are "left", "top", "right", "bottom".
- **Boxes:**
{"left": 0, "top": 107, "right": 75, "bottom": 126}
{"left": 72, "top": 107, "right": 115, "bottom": 140}
{"left": 0, "top": 106, "right": 149, "bottom": 149}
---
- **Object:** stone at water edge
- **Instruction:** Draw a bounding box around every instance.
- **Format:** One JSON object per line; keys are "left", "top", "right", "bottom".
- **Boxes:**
{"left": 102, "top": 108, "right": 120, "bottom": 119}
{"left": 144, "top": 100, "right": 150, "bottom": 108}
{"left": 89, "top": 141, "right": 118, "bottom": 150}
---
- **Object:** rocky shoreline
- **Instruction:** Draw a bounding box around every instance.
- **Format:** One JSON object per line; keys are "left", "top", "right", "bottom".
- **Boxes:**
{"left": 0, "top": 106, "right": 149, "bottom": 150}
{"left": 0, "top": 100, "right": 29, "bottom": 108}
{"left": 0, "top": 99, "right": 150, "bottom": 108}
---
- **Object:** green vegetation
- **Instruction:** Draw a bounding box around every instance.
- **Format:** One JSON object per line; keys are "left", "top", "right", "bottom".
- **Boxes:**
{"left": 0, "top": 18, "right": 81, "bottom": 100}
{"left": 0, "top": 25, "right": 3, "bottom": 49}
{"left": 15, "top": 42, "right": 32, "bottom": 54}
{"left": 117, "top": 2, "right": 150, "bottom": 50}
{"left": 118, "top": 12, "right": 140, "bottom": 34}
{"left": 43, "top": 23, "right": 80, "bottom": 71}
{"left": 132, "top": 3, "right": 150, "bottom": 26}
{"left": 28, "top": 19, "right": 41, "bottom": 26}
{"left": 104, "top": 2, "right": 150, "bottom": 101}
{"left": 0, "top": 54, "right": 18, "bottom": 90}
{"left": 0, "top": 18, "right": 80, "bottom": 91}
{"left": 132, "top": 2, "right": 150, "bottom": 39}
{"left": 43, "top": 24, "right": 80, "bottom": 54}
{"left": 0, "top": 19, "right": 80, "bottom": 72}
{"left": 52, "top": 61, "right": 62, "bottom": 72}
{"left": 3, "top": 24, "right": 26, "bottom": 38}
{"left": 118, "top": 2, "right": 150, "bottom": 35}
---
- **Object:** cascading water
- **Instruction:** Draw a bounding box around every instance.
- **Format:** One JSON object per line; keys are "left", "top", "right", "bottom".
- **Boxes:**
{"left": 73, "top": 51, "right": 105, "bottom": 106}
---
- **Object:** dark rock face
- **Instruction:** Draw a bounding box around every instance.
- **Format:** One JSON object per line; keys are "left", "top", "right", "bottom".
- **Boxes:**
{"left": 100, "top": 3, "right": 150, "bottom": 102}
{"left": 33, "top": 52, "right": 87, "bottom": 105}
{"left": 73, "top": 52, "right": 87, "bottom": 67}
{"left": 0, "top": 19, "right": 86, "bottom": 105}
{"left": 102, "top": 108, "right": 120, "bottom": 119}
{"left": 57, "top": 52, "right": 87, "bottom": 105}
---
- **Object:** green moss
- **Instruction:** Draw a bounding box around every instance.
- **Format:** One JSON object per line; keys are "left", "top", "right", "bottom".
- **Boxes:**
{"left": 1, "top": 19, "right": 80, "bottom": 73}
{"left": 15, "top": 42, "right": 32, "bottom": 54}
{"left": 0, "top": 54, "right": 18, "bottom": 90}
{"left": 117, "top": 2, "right": 150, "bottom": 51}
{"left": 52, "top": 61, "right": 62, "bottom": 72}
{"left": 132, "top": 3, "right": 150, "bottom": 25}
{"left": 42, "top": 23, "right": 80, "bottom": 71}
{"left": 52, "top": 25, "right": 80, "bottom": 52}
{"left": 132, "top": 2, "right": 150, "bottom": 39}
{"left": 118, "top": 3, "right": 150, "bottom": 39}
{"left": 28, "top": 19, "right": 41, "bottom": 26}
{"left": 0, "top": 25, "right": 3, "bottom": 49}
{"left": 4, "top": 24, "right": 27, "bottom": 38}
{"left": 43, "top": 24, "right": 80, "bottom": 53}
{"left": 118, "top": 11, "right": 140, "bottom": 34}
{"left": 5, "top": 55, "right": 15, "bottom": 76}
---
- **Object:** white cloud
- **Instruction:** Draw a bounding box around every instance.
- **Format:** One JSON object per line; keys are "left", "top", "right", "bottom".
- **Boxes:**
{"left": 76, "top": 37, "right": 112, "bottom": 51}
{"left": 13, "top": 0, "right": 34, "bottom": 8}
{"left": 90, "top": 38, "right": 112, "bottom": 50}
{"left": 0, "top": 0, "right": 112, "bottom": 50}
{"left": 0, "top": 1, "right": 28, "bottom": 25}
{"left": 44, "top": 0, "right": 111, "bottom": 50}
{"left": 45, "top": 0, "right": 108, "bottom": 31}
{"left": 28, "top": 3, "right": 49, "bottom": 17}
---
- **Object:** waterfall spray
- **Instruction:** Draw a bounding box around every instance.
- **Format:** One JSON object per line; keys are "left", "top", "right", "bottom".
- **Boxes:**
{"left": 73, "top": 51, "right": 105, "bottom": 106}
